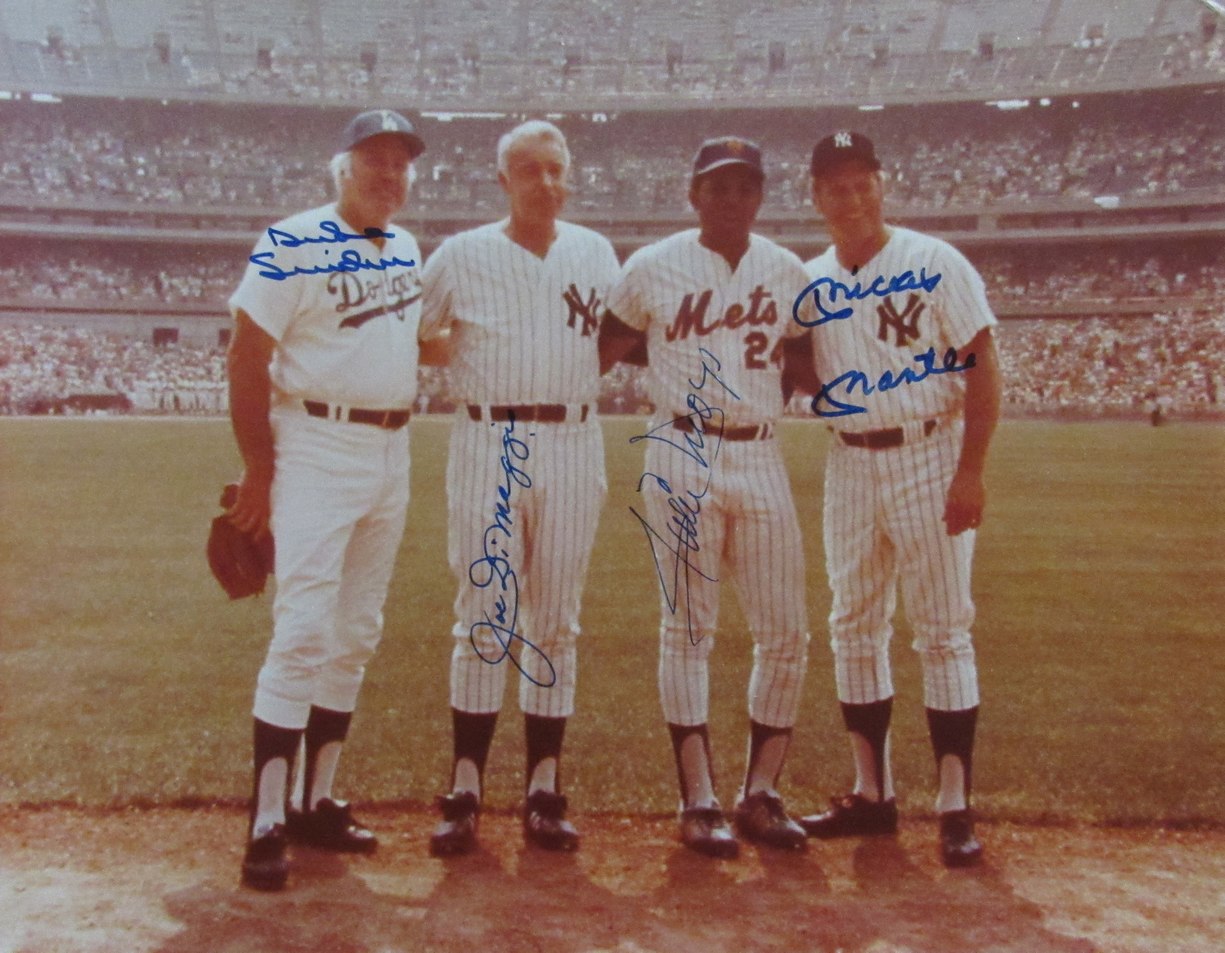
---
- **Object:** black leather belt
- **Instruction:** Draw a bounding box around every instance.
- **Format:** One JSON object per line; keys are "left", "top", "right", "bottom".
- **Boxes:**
{"left": 838, "top": 419, "right": 936, "bottom": 450}
{"left": 467, "top": 403, "right": 589, "bottom": 424}
{"left": 303, "top": 400, "right": 411, "bottom": 430}
{"left": 673, "top": 416, "right": 773, "bottom": 441}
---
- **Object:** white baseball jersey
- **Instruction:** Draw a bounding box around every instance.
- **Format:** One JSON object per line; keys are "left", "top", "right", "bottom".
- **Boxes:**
{"left": 804, "top": 225, "right": 989, "bottom": 713}
{"left": 804, "top": 225, "right": 995, "bottom": 429}
{"left": 608, "top": 229, "right": 810, "bottom": 425}
{"left": 229, "top": 202, "right": 422, "bottom": 732}
{"left": 230, "top": 202, "right": 423, "bottom": 410}
{"left": 606, "top": 229, "right": 811, "bottom": 730}
{"left": 420, "top": 220, "right": 618, "bottom": 404}
{"left": 421, "top": 219, "right": 619, "bottom": 718}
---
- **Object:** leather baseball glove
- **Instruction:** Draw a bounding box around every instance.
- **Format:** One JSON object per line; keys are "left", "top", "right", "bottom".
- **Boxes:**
{"left": 207, "top": 483, "right": 274, "bottom": 600}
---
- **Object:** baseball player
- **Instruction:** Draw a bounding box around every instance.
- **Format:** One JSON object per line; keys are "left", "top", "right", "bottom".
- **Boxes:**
{"left": 599, "top": 137, "right": 816, "bottom": 858}
{"left": 419, "top": 120, "right": 620, "bottom": 855}
{"left": 796, "top": 131, "right": 1001, "bottom": 867}
{"left": 227, "top": 109, "right": 431, "bottom": 890}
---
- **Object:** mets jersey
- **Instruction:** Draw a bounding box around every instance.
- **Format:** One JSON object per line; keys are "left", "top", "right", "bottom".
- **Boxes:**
{"left": 606, "top": 229, "right": 811, "bottom": 425}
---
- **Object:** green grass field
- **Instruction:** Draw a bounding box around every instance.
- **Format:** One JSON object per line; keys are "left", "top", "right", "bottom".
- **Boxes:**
{"left": 1, "top": 417, "right": 1222, "bottom": 827}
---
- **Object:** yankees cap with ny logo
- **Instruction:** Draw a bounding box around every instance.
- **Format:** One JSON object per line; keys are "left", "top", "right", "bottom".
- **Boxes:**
{"left": 810, "top": 130, "right": 881, "bottom": 178}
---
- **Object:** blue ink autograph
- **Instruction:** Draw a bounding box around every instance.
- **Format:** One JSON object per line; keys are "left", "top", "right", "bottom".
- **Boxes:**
{"left": 629, "top": 348, "right": 741, "bottom": 646}
{"left": 812, "top": 346, "right": 975, "bottom": 418}
{"left": 793, "top": 268, "right": 942, "bottom": 326}
{"left": 466, "top": 413, "right": 555, "bottom": 686}
{"left": 269, "top": 220, "right": 395, "bottom": 247}
{"left": 252, "top": 220, "right": 414, "bottom": 281}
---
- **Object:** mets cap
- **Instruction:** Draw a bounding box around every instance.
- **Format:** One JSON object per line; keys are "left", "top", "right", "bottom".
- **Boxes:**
{"left": 691, "top": 136, "right": 765, "bottom": 182}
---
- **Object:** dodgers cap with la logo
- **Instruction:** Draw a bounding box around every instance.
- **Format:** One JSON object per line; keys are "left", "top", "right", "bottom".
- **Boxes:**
{"left": 340, "top": 109, "right": 426, "bottom": 159}
{"left": 810, "top": 130, "right": 880, "bottom": 178}
{"left": 691, "top": 136, "right": 765, "bottom": 182}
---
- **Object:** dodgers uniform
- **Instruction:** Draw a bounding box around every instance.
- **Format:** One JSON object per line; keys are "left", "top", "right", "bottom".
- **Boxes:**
{"left": 230, "top": 202, "right": 423, "bottom": 729}
{"left": 606, "top": 228, "right": 811, "bottom": 733}
{"left": 420, "top": 219, "right": 620, "bottom": 720}
{"left": 805, "top": 224, "right": 995, "bottom": 714}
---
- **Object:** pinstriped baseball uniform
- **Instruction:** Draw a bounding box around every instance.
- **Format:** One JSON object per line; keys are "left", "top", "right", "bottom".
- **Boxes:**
{"left": 805, "top": 225, "right": 996, "bottom": 712}
{"left": 606, "top": 229, "right": 810, "bottom": 729}
{"left": 230, "top": 202, "right": 423, "bottom": 729}
{"left": 420, "top": 219, "right": 619, "bottom": 719}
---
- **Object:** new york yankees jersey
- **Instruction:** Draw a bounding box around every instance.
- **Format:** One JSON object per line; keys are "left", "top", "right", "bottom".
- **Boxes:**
{"left": 420, "top": 220, "right": 620, "bottom": 403}
{"left": 607, "top": 230, "right": 811, "bottom": 425}
{"left": 804, "top": 226, "right": 995, "bottom": 430}
{"left": 230, "top": 202, "right": 423, "bottom": 408}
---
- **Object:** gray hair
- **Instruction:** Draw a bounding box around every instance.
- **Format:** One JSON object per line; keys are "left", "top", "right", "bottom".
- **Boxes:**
{"left": 496, "top": 120, "right": 571, "bottom": 176}
{"left": 328, "top": 151, "right": 416, "bottom": 195}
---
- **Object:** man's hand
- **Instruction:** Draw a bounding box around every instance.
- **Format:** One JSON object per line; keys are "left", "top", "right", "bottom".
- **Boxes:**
{"left": 598, "top": 310, "right": 648, "bottom": 374}
{"left": 944, "top": 467, "right": 985, "bottom": 536}
{"left": 945, "top": 326, "right": 1000, "bottom": 536}
{"left": 229, "top": 467, "right": 274, "bottom": 539}
{"left": 419, "top": 329, "right": 451, "bottom": 367}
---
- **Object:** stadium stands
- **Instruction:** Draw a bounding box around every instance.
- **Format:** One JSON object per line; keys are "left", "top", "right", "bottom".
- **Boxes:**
{"left": 0, "top": 2, "right": 1220, "bottom": 419}
{"left": 0, "top": 92, "right": 1220, "bottom": 215}
{"left": 4, "top": 306, "right": 1221, "bottom": 419}
{"left": 0, "top": 0, "right": 1220, "bottom": 106}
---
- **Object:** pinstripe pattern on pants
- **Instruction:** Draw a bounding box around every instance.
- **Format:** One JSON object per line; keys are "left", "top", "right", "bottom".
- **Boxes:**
{"left": 640, "top": 431, "right": 810, "bottom": 728}
{"left": 447, "top": 413, "right": 606, "bottom": 718}
{"left": 824, "top": 419, "right": 979, "bottom": 711}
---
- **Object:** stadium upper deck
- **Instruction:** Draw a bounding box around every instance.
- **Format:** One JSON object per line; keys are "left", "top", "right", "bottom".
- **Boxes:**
{"left": 0, "top": 0, "right": 1221, "bottom": 109}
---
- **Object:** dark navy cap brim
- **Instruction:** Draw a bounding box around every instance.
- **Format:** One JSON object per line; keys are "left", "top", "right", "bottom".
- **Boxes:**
{"left": 692, "top": 157, "right": 766, "bottom": 180}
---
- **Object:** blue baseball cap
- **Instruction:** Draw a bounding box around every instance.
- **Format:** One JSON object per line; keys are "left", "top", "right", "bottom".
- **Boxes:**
{"left": 340, "top": 109, "right": 425, "bottom": 159}
{"left": 691, "top": 136, "right": 765, "bottom": 182}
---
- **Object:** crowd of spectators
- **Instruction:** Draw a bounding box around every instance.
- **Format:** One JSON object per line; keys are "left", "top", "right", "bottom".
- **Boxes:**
{"left": 1, "top": 242, "right": 1217, "bottom": 312}
{"left": 1, "top": 84, "right": 1219, "bottom": 421}
{"left": 995, "top": 309, "right": 1221, "bottom": 415}
{"left": 975, "top": 246, "right": 1225, "bottom": 309}
{"left": 0, "top": 251, "right": 238, "bottom": 305}
{"left": 0, "top": 325, "right": 227, "bottom": 415}
{"left": 3, "top": 307, "right": 1220, "bottom": 419}
{"left": 1, "top": 92, "right": 1222, "bottom": 217}
{"left": 7, "top": 2, "right": 1222, "bottom": 108}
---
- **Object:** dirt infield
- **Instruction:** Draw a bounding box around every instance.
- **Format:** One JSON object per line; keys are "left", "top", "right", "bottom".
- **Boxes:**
{"left": 2, "top": 807, "right": 1223, "bottom": 953}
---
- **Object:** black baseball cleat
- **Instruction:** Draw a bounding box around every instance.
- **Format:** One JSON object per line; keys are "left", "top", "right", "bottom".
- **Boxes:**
{"left": 679, "top": 805, "right": 740, "bottom": 859}
{"left": 286, "top": 798, "right": 378, "bottom": 853}
{"left": 800, "top": 793, "right": 899, "bottom": 839}
{"left": 938, "top": 809, "right": 983, "bottom": 868}
{"left": 523, "top": 790, "right": 580, "bottom": 852}
{"left": 241, "top": 823, "right": 289, "bottom": 891}
{"left": 429, "top": 791, "right": 479, "bottom": 857}
{"left": 733, "top": 791, "right": 807, "bottom": 851}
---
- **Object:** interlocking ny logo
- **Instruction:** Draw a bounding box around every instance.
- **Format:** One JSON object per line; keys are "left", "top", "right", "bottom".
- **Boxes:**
{"left": 563, "top": 283, "right": 601, "bottom": 336}
{"left": 380, "top": 110, "right": 399, "bottom": 131}
{"left": 834, "top": 131, "right": 853, "bottom": 148}
{"left": 877, "top": 293, "right": 924, "bottom": 347}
